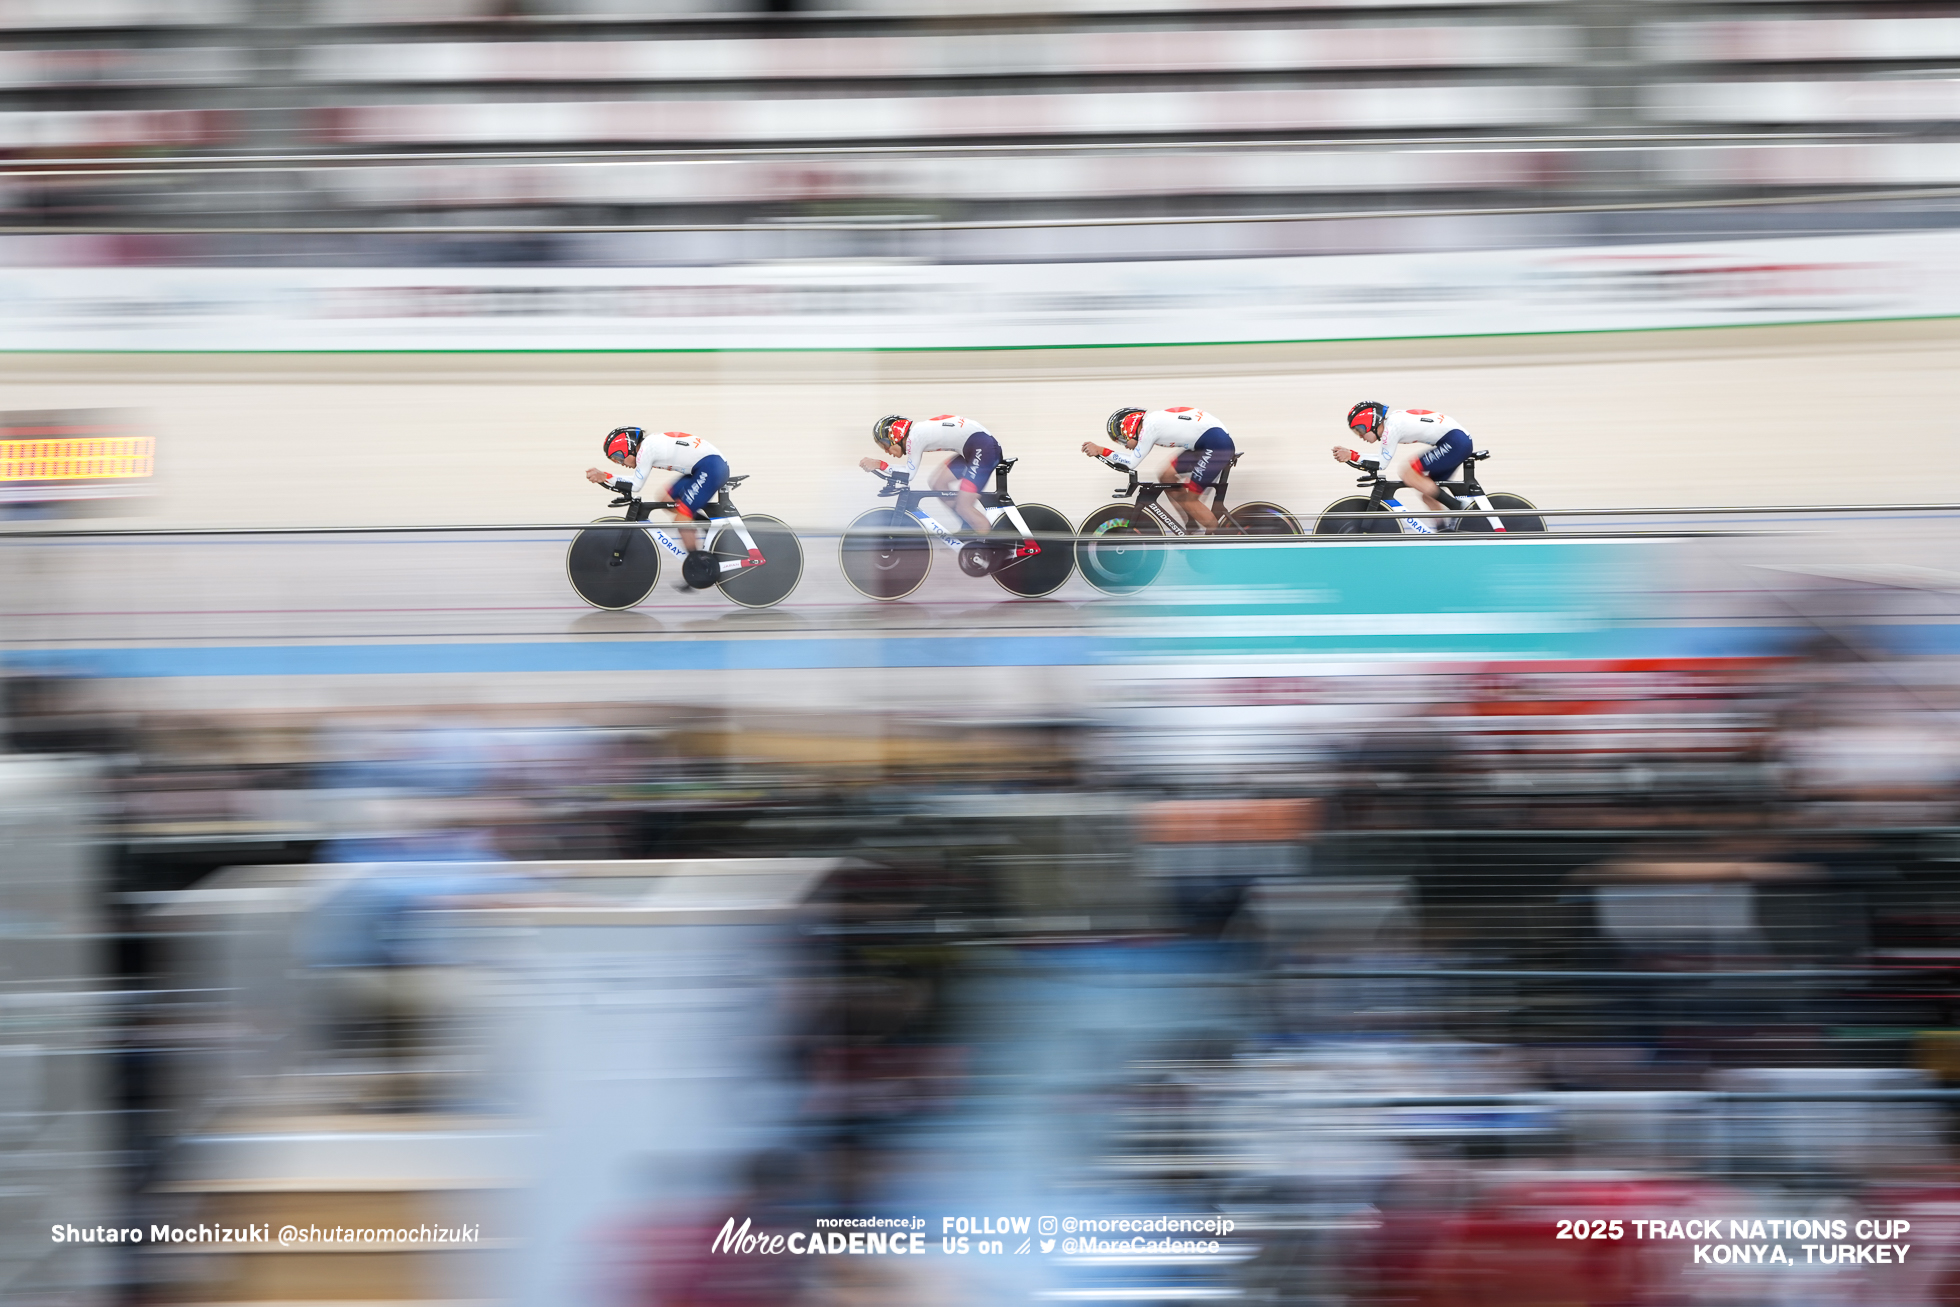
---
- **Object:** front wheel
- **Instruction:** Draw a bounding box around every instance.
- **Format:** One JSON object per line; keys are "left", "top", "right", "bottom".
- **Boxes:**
{"left": 1313, "top": 496, "right": 1396, "bottom": 536}
{"left": 991, "top": 503, "right": 1077, "bottom": 599}
{"left": 567, "top": 518, "right": 660, "bottom": 610}
{"left": 840, "top": 508, "right": 931, "bottom": 601}
{"left": 714, "top": 514, "right": 804, "bottom": 609}
{"left": 1076, "top": 504, "right": 1164, "bottom": 596}
{"left": 1456, "top": 492, "right": 1546, "bottom": 534}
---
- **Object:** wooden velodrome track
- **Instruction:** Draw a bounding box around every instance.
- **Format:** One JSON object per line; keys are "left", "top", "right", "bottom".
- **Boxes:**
{"left": 2, "top": 316, "right": 1954, "bottom": 532}
{"left": 3, "top": 319, "right": 1958, "bottom": 711}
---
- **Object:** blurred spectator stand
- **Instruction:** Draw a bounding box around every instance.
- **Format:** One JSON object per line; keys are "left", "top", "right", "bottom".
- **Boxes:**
{"left": 1136, "top": 797, "right": 1316, "bottom": 940}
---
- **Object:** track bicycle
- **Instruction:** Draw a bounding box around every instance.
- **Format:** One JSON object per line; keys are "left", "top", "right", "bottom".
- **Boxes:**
{"left": 1312, "top": 451, "right": 1544, "bottom": 536}
{"left": 565, "top": 476, "right": 804, "bottom": 610}
{"left": 1075, "top": 453, "right": 1300, "bottom": 596}
{"left": 840, "top": 457, "right": 1075, "bottom": 601}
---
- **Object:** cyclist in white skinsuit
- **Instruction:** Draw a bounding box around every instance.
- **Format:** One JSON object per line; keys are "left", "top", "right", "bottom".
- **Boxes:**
{"left": 1081, "top": 406, "right": 1233, "bottom": 533}
{"left": 1334, "top": 402, "right": 1475, "bottom": 531}
{"left": 859, "top": 413, "right": 1001, "bottom": 540}
{"left": 585, "top": 426, "right": 729, "bottom": 557}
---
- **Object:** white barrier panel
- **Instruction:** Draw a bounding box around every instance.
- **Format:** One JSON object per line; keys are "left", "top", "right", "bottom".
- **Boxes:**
{"left": 0, "top": 229, "right": 1950, "bottom": 352}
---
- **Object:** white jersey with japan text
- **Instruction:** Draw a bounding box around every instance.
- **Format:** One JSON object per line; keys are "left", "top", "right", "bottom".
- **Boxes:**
{"left": 609, "top": 431, "right": 723, "bottom": 496}
{"left": 884, "top": 414, "right": 992, "bottom": 478}
{"left": 1372, "top": 408, "right": 1460, "bottom": 474}
{"left": 1109, "top": 407, "right": 1229, "bottom": 470}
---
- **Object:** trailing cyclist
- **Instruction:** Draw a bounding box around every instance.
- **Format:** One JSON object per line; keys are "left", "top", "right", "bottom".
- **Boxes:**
{"left": 860, "top": 413, "right": 1037, "bottom": 560}
{"left": 1333, "top": 402, "right": 1472, "bottom": 533}
{"left": 1081, "top": 406, "right": 1232, "bottom": 534}
{"left": 585, "top": 426, "right": 729, "bottom": 588}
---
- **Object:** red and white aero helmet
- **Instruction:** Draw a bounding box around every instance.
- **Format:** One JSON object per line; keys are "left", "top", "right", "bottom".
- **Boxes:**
{"left": 1347, "top": 402, "right": 1387, "bottom": 438}
{"left": 603, "top": 426, "right": 645, "bottom": 464}
{"left": 1105, "top": 408, "right": 1145, "bottom": 445}
{"left": 871, "top": 414, "right": 912, "bottom": 456}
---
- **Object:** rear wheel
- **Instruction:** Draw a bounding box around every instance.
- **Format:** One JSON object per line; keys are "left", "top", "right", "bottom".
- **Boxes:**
{"left": 1188, "top": 500, "right": 1299, "bottom": 574}
{"left": 991, "top": 503, "right": 1076, "bottom": 598}
{"left": 714, "top": 513, "right": 804, "bottom": 609}
{"left": 1457, "top": 492, "right": 1545, "bottom": 534}
{"left": 1225, "top": 501, "right": 1302, "bottom": 536}
{"left": 840, "top": 508, "right": 931, "bottom": 601}
{"left": 1076, "top": 503, "right": 1164, "bottom": 595}
{"left": 567, "top": 518, "right": 660, "bottom": 610}
{"left": 1314, "top": 496, "right": 1395, "bottom": 536}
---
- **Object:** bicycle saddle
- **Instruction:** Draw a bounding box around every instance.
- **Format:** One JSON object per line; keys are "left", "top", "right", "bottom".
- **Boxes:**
{"left": 724, "top": 473, "right": 751, "bottom": 488}
{"left": 996, "top": 457, "right": 1017, "bottom": 473}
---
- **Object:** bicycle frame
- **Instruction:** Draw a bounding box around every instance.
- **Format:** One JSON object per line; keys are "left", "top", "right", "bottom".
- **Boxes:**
{"left": 1356, "top": 453, "right": 1512, "bottom": 534}
{"left": 872, "top": 458, "right": 1041, "bottom": 553}
{"left": 1104, "top": 453, "right": 1240, "bottom": 535}
{"left": 610, "top": 475, "right": 768, "bottom": 575}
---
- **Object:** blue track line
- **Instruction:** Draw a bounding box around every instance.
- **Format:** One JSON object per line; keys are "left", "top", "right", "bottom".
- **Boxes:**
{"left": 2, "top": 635, "right": 1096, "bottom": 678}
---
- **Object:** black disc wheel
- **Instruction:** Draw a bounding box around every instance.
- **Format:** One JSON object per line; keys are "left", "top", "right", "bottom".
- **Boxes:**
{"left": 714, "top": 514, "right": 805, "bottom": 609}
{"left": 1076, "top": 504, "right": 1164, "bottom": 596}
{"left": 1189, "top": 499, "right": 1303, "bottom": 574}
{"left": 567, "top": 518, "right": 660, "bottom": 610}
{"left": 991, "top": 503, "right": 1077, "bottom": 598}
{"left": 1313, "top": 496, "right": 1396, "bottom": 536}
{"left": 1456, "top": 492, "right": 1546, "bottom": 534}
{"left": 840, "top": 507, "right": 931, "bottom": 601}
{"left": 1226, "top": 501, "right": 1303, "bottom": 536}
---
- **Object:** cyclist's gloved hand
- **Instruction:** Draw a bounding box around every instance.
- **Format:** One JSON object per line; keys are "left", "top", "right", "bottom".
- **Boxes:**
{"left": 1082, "top": 442, "right": 1114, "bottom": 459}
{"left": 1332, "top": 446, "right": 1357, "bottom": 466}
{"left": 858, "top": 457, "right": 890, "bottom": 474}
{"left": 585, "top": 467, "right": 615, "bottom": 485}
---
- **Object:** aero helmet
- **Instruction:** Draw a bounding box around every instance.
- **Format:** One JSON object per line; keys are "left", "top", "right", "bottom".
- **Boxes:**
{"left": 1105, "top": 408, "right": 1146, "bottom": 445}
{"left": 1346, "top": 402, "right": 1387, "bottom": 439}
{"left": 603, "top": 426, "right": 646, "bottom": 464}
{"left": 871, "top": 414, "right": 912, "bottom": 457}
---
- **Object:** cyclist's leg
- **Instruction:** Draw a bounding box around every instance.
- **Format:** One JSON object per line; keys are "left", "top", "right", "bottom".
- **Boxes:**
{"left": 1167, "top": 431, "right": 1231, "bottom": 531}
{"left": 1406, "top": 429, "right": 1472, "bottom": 521}
{"left": 926, "top": 460, "right": 989, "bottom": 537}
{"left": 937, "top": 434, "right": 999, "bottom": 537}
{"left": 668, "top": 455, "right": 728, "bottom": 556}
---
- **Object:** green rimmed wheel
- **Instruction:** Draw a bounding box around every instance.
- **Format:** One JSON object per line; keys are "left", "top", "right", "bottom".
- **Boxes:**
{"left": 1076, "top": 504, "right": 1164, "bottom": 596}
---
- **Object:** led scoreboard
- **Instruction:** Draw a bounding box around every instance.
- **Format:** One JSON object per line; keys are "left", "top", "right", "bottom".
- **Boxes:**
{"left": 0, "top": 412, "right": 151, "bottom": 503}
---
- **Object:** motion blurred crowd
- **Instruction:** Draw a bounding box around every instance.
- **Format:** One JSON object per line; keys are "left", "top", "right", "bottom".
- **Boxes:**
{"left": 9, "top": 632, "right": 1960, "bottom": 1304}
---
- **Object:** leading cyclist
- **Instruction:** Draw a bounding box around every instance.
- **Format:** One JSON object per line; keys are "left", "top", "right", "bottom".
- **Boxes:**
{"left": 1333, "top": 402, "right": 1472, "bottom": 530}
{"left": 1081, "top": 406, "right": 1232, "bottom": 533}
{"left": 584, "top": 426, "right": 729, "bottom": 585}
